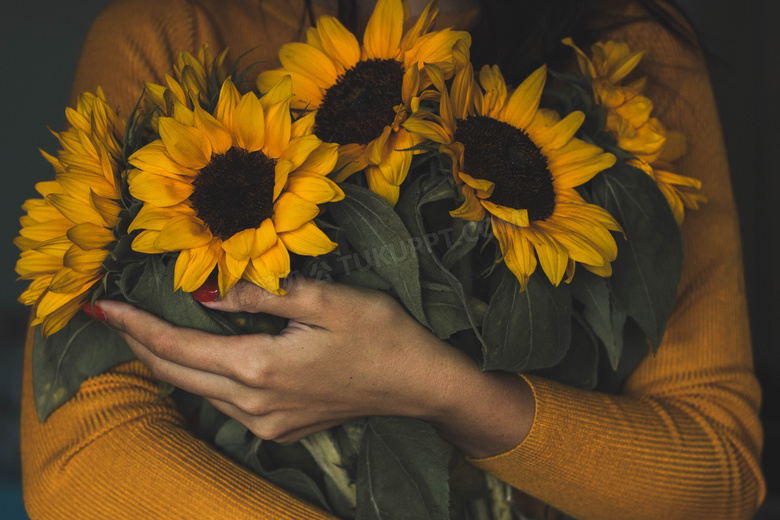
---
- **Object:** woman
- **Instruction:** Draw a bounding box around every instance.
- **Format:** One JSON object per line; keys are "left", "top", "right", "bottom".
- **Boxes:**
{"left": 20, "top": 0, "right": 764, "bottom": 518}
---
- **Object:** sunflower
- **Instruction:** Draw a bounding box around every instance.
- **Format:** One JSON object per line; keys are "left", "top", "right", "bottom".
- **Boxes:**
{"left": 144, "top": 43, "right": 229, "bottom": 119}
{"left": 256, "top": 0, "right": 471, "bottom": 206}
{"left": 15, "top": 89, "right": 125, "bottom": 336}
{"left": 127, "top": 76, "right": 344, "bottom": 297}
{"left": 563, "top": 38, "right": 706, "bottom": 224}
{"left": 404, "top": 62, "right": 621, "bottom": 290}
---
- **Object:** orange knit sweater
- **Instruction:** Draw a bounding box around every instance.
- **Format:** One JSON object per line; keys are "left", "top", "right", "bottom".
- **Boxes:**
{"left": 20, "top": 1, "right": 765, "bottom": 519}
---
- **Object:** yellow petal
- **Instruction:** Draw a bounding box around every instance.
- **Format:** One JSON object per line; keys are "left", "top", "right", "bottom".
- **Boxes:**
{"left": 450, "top": 64, "right": 474, "bottom": 120}
{"left": 404, "top": 29, "right": 471, "bottom": 74}
{"left": 159, "top": 117, "right": 212, "bottom": 169}
{"left": 363, "top": 0, "right": 404, "bottom": 60}
{"left": 291, "top": 111, "right": 318, "bottom": 139}
{"left": 131, "top": 230, "right": 165, "bottom": 254}
{"left": 262, "top": 94, "right": 293, "bottom": 159}
{"left": 130, "top": 141, "right": 198, "bottom": 178}
{"left": 533, "top": 219, "right": 610, "bottom": 266}
{"left": 16, "top": 250, "right": 63, "bottom": 278}
{"left": 233, "top": 92, "right": 265, "bottom": 152}
{"left": 503, "top": 65, "right": 546, "bottom": 130}
{"left": 258, "top": 70, "right": 321, "bottom": 111}
{"left": 583, "top": 261, "right": 612, "bottom": 278}
{"left": 63, "top": 245, "right": 108, "bottom": 274}
{"left": 317, "top": 16, "right": 360, "bottom": 70}
{"left": 48, "top": 267, "right": 94, "bottom": 293}
{"left": 194, "top": 104, "right": 233, "bottom": 155}
{"left": 35, "top": 180, "right": 66, "bottom": 197}
{"left": 243, "top": 257, "right": 282, "bottom": 295}
{"left": 458, "top": 173, "right": 495, "bottom": 199}
{"left": 155, "top": 215, "right": 212, "bottom": 251}
{"left": 172, "top": 103, "right": 195, "bottom": 126}
{"left": 67, "top": 223, "right": 114, "bottom": 250}
{"left": 250, "top": 218, "right": 279, "bottom": 257}
{"left": 525, "top": 228, "right": 568, "bottom": 286}
{"left": 47, "top": 193, "right": 103, "bottom": 225}
{"left": 280, "top": 221, "right": 337, "bottom": 256}
{"left": 281, "top": 135, "right": 323, "bottom": 171}
{"left": 258, "top": 240, "right": 291, "bottom": 278}
{"left": 89, "top": 191, "right": 121, "bottom": 227}
{"left": 279, "top": 42, "right": 339, "bottom": 89}
{"left": 215, "top": 79, "right": 240, "bottom": 133}
{"left": 493, "top": 218, "right": 535, "bottom": 291}
{"left": 19, "top": 275, "right": 52, "bottom": 306}
{"left": 174, "top": 241, "right": 219, "bottom": 292}
{"left": 56, "top": 171, "right": 117, "bottom": 201}
{"left": 536, "top": 111, "right": 585, "bottom": 151}
{"left": 561, "top": 37, "right": 596, "bottom": 79}
{"left": 375, "top": 140, "right": 411, "bottom": 186}
{"left": 223, "top": 251, "right": 250, "bottom": 279}
{"left": 449, "top": 186, "right": 486, "bottom": 222}
{"left": 129, "top": 170, "right": 194, "bottom": 207}
{"left": 221, "top": 218, "right": 277, "bottom": 260}
{"left": 399, "top": 0, "right": 437, "bottom": 53}
{"left": 608, "top": 49, "right": 645, "bottom": 84}
{"left": 402, "top": 116, "right": 451, "bottom": 144}
{"left": 128, "top": 204, "right": 193, "bottom": 232}
{"left": 217, "top": 254, "right": 241, "bottom": 297}
{"left": 273, "top": 192, "right": 320, "bottom": 233}
{"left": 553, "top": 150, "right": 616, "bottom": 187}
{"left": 481, "top": 200, "right": 530, "bottom": 228}
{"left": 366, "top": 165, "right": 400, "bottom": 207}
{"left": 402, "top": 64, "right": 420, "bottom": 106}
{"left": 479, "top": 64, "right": 508, "bottom": 118}
{"left": 287, "top": 171, "right": 344, "bottom": 204}
{"left": 274, "top": 159, "right": 294, "bottom": 202}
{"left": 332, "top": 143, "right": 369, "bottom": 181}
{"left": 39, "top": 286, "right": 94, "bottom": 337}
{"left": 19, "top": 220, "right": 72, "bottom": 244}
{"left": 31, "top": 236, "right": 71, "bottom": 258}
{"left": 296, "top": 141, "right": 339, "bottom": 176}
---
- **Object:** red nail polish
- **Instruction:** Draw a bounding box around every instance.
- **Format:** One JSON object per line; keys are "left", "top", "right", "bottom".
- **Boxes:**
{"left": 193, "top": 278, "right": 219, "bottom": 303}
{"left": 82, "top": 302, "right": 106, "bottom": 322}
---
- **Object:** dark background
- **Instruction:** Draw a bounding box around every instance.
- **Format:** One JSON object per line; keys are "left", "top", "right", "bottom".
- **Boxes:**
{"left": 0, "top": 0, "right": 777, "bottom": 518}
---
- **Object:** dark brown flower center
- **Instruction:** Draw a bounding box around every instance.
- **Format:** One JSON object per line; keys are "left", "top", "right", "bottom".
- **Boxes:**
{"left": 314, "top": 58, "right": 405, "bottom": 145}
{"left": 454, "top": 116, "right": 556, "bottom": 222}
{"left": 190, "top": 146, "right": 276, "bottom": 240}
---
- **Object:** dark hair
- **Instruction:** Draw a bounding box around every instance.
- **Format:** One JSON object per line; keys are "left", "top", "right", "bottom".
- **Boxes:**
{"left": 305, "top": 0, "right": 696, "bottom": 86}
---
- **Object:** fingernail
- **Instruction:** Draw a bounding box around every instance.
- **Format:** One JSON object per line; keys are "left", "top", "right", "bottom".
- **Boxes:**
{"left": 193, "top": 278, "right": 219, "bottom": 303}
{"left": 82, "top": 302, "right": 106, "bottom": 322}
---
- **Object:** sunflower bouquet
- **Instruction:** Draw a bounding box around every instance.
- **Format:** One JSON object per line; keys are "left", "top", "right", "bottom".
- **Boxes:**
{"left": 17, "top": 0, "right": 704, "bottom": 518}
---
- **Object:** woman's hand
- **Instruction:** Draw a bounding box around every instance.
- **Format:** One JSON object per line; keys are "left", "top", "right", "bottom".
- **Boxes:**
{"left": 94, "top": 278, "right": 535, "bottom": 457}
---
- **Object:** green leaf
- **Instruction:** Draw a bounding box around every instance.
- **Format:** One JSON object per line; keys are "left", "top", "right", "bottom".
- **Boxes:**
{"left": 423, "top": 287, "right": 488, "bottom": 340}
{"left": 569, "top": 269, "right": 620, "bottom": 369}
{"left": 33, "top": 313, "right": 135, "bottom": 422}
{"left": 126, "top": 256, "right": 238, "bottom": 335}
{"left": 329, "top": 183, "right": 429, "bottom": 327}
{"left": 481, "top": 267, "right": 572, "bottom": 372}
{"left": 395, "top": 176, "right": 486, "bottom": 350}
{"left": 532, "top": 313, "right": 599, "bottom": 390}
{"left": 590, "top": 162, "right": 682, "bottom": 351}
{"left": 356, "top": 417, "right": 450, "bottom": 520}
{"left": 441, "top": 221, "right": 480, "bottom": 270}
{"left": 214, "top": 420, "right": 336, "bottom": 515}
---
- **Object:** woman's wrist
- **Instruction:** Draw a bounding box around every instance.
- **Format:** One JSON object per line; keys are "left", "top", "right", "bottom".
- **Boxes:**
{"left": 392, "top": 331, "right": 536, "bottom": 459}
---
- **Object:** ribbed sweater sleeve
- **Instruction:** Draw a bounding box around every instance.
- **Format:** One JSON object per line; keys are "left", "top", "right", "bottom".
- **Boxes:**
{"left": 21, "top": 328, "right": 334, "bottom": 519}
{"left": 470, "top": 4, "right": 765, "bottom": 520}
